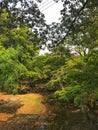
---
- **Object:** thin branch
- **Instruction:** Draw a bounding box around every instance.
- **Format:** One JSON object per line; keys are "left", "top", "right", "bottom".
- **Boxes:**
{"left": 59, "top": 0, "right": 89, "bottom": 44}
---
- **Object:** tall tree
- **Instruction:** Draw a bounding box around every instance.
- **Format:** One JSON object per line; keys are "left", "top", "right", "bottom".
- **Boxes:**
{"left": 0, "top": 0, "right": 48, "bottom": 45}
{"left": 44, "top": 0, "right": 98, "bottom": 49}
{"left": 0, "top": 8, "right": 40, "bottom": 93}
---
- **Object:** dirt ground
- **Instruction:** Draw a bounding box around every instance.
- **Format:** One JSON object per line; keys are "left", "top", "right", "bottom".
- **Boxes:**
{"left": 0, "top": 92, "right": 47, "bottom": 130}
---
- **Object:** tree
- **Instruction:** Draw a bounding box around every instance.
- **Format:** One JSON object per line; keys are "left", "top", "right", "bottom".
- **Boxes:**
{"left": 0, "top": 9, "right": 39, "bottom": 67}
{"left": 0, "top": 0, "right": 45, "bottom": 28}
{"left": 0, "top": 0, "right": 48, "bottom": 46}
{"left": 0, "top": 47, "right": 27, "bottom": 94}
{"left": 55, "top": 52, "right": 98, "bottom": 111}
{"left": 0, "top": 8, "right": 40, "bottom": 93}
{"left": 64, "top": 6, "right": 98, "bottom": 56}
{"left": 44, "top": 0, "right": 98, "bottom": 49}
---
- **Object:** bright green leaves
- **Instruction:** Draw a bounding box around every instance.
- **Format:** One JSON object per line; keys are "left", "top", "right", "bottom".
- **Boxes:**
{"left": 0, "top": 9, "right": 39, "bottom": 93}
{"left": 0, "top": 47, "right": 27, "bottom": 93}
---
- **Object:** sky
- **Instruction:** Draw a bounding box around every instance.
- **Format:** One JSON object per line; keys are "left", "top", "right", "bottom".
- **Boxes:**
{"left": 36, "top": 0, "right": 63, "bottom": 24}
{"left": 0, "top": 0, "right": 63, "bottom": 24}
{"left": 35, "top": 0, "right": 63, "bottom": 54}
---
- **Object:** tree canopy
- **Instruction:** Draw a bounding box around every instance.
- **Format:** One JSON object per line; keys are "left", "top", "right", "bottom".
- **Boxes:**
{"left": 0, "top": 0, "right": 98, "bottom": 111}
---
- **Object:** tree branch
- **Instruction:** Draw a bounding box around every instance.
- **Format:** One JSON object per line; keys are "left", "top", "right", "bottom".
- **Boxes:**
{"left": 59, "top": 0, "right": 89, "bottom": 44}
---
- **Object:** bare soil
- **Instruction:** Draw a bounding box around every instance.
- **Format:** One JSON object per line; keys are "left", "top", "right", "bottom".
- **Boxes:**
{"left": 0, "top": 92, "right": 46, "bottom": 130}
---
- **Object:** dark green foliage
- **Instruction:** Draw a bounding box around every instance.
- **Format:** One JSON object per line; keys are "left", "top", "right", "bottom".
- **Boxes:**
{"left": 0, "top": 0, "right": 45, "bottom": 28}
{"left": 54, "top": 53, "right": 98, "bottom": 110}
{"left": 46, "top": 0, "right": 98, "bottom": 50}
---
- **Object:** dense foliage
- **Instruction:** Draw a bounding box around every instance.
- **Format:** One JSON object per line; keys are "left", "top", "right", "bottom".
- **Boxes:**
{"left": 0, "top": 0, "right": 98, "bottom": 111}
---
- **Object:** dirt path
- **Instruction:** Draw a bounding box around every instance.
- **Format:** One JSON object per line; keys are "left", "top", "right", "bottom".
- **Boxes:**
{"left": 0, "top": 92, "right": 47, "bottom": 130}
{"left": 0, "top": 92, "right": 46, "bottom": 121}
